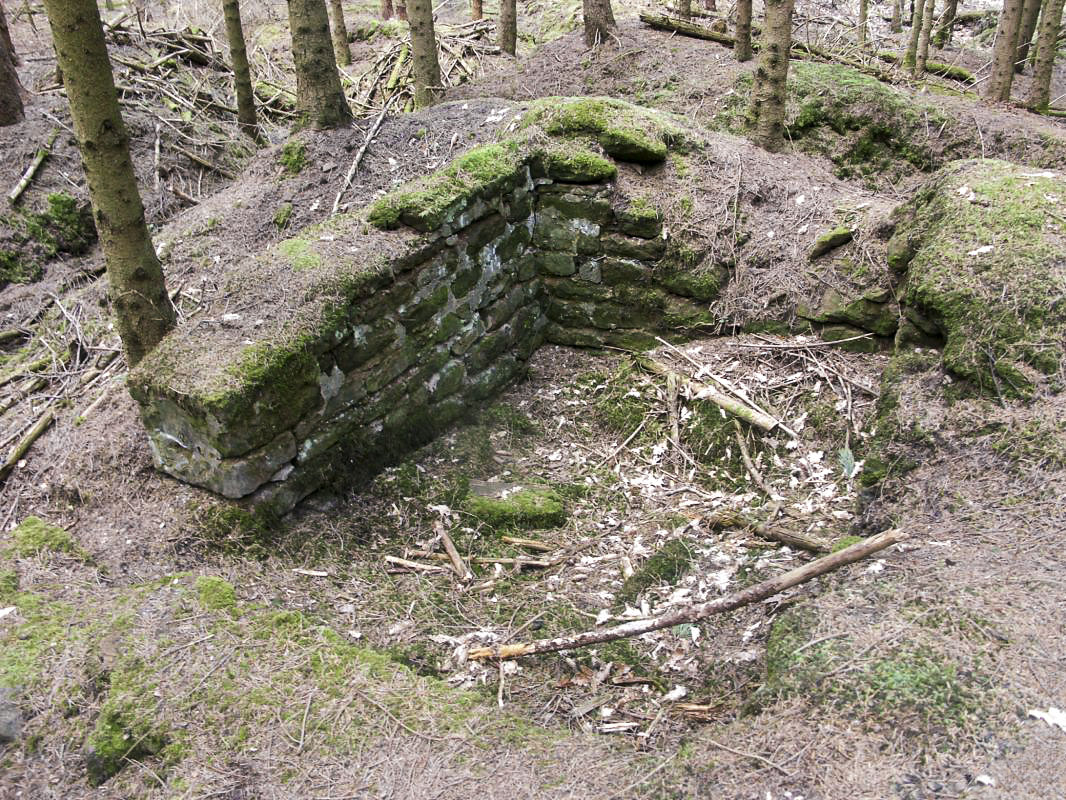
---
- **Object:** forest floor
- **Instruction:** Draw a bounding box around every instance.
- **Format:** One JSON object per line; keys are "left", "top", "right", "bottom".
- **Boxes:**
{"left": 1, "top": 0, "right": 1066, "bottom": 798}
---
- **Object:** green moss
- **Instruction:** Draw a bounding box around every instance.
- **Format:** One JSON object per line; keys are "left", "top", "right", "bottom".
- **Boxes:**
{"left": 190, "top": 503, "right": 277, "bottom": 554}
{"left": 892, "top": 160, "right": 1066, "bottom": 395}
{"left": 369, "top": 141, "right": 525, "bottom": 231}
{"left": 618, "top": 539, "right": 694, "bottom": 604}
{"left": 809, "top": 226, "right": 854, "bottom": 260}
{"left": 0, "top": 568, "right": 17, "bottom": 599}
{"left": 617, "top": 196, "right": 663, "bottom": 238}
{"left": 0, "top": 591, "right": 77, "bottom": 690}
{"left": 831, "top": 535, "right": 863, "bottom": 552}
{"left": 0, "top": 192, "right": 95, "bottom": 287}
{"left": 523, "top": 97, "right": 684, "bottom": 163}
{"left": 7, "top": 516, "right": 82, "bottom": 558}
{"left": 273, "top": 202, "right": 294, "bottom": 230}
{"left": 538, "top": 141, "right": 617, "bottom": 183}
{"left": 85, "top": 657, "right": 176, "bottom": 786}
{"left": 462, "top": 486, "right": 568, "bottom": 530}
{"left": 279, "top": 140, "right": 307, "bottom": 175}
{"left": 195, "top": 576, "right": 238, "bottom": 614}
{"left": 278, "top": 237, "right": 322, "bottom": 271}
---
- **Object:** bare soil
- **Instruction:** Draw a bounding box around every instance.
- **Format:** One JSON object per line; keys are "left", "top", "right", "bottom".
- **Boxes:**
{"left": 1, "top": 1, "right": 1065, "bottom": 798}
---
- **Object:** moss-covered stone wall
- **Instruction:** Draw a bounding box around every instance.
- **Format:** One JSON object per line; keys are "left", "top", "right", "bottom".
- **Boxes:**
{"left": 131, "top": 135, "right": 718, "bottom": 515}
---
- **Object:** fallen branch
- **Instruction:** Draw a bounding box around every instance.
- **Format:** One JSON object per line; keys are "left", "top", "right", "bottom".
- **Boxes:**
{"left": 469, "top": 528, "right": 906, "bottom": 660}
{"left": 7, "top": 128, "right": 59, "bottom": 204}
{"left": 332, "top": 93, "right": 398, "bottom": 215}
{"left": 384, "top": 555, "right": 446, "bottom": 572}
{"left": 0, "top": 409, "right": 55, "bottom": 483}
{"left": 501, "top": 535, "right": 553, "bottom": 552}
{"left": 639, "top": 356, "right": 782, "bottom": 433}
{"left": 436, "top": 519, "right": 472, "bottom": 580}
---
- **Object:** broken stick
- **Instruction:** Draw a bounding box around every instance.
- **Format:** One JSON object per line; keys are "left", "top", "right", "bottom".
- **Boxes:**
{"left": 469, "top": 528, "right": 906, "bottom": 660}
{"left": 8, "top": 128, "right": 60, "bottom": 204}
{"left": 331, "top": 92, "right": 398, "bottom": 215}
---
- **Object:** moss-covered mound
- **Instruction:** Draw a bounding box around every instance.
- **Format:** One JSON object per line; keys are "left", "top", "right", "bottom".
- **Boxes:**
{"left": 889, "top": 159, "right": 1066, "bottom": 395}
{"left": 718, "top": 63, "right": 1066, "bottom": 185}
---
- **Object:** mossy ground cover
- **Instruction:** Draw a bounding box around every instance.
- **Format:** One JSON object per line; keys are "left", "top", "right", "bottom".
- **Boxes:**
{"left": 0, "top": 192, "right": 96, "bottom": 286}
{"left": 890, "top": 160, "right": 1066, "bottom": 396}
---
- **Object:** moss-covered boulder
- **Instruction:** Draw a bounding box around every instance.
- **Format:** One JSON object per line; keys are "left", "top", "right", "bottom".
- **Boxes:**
{"left": 889, "top": 160, "right": 1066, "bottom": 395}
{"left": 462, "top": 481, "right": 568, "bottom": 529}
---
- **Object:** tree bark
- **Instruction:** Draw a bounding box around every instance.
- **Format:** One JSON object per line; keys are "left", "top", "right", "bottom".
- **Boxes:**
{"left": 498, "top": 0, "right": 517, "bottom": 55}
{"left": 469, "top": 529, "right": 908, "bottom": 660}
{"left": 0, "top": 1, "right": 18, "bottom": 66}
{"left": 984, "top": 0, "right": 1025, "bottom": 100}
{"left": 915, "top": 0, "right": 936, "bottom": 75}
{"left": 748, "top": 0, "right": 794, "bottom": 152}
{"left": 327, "top": 0, "right": 351, "bottom": 67}
{"left": 471, "top": 0, "right": 482, "bottom": 19}
{"left": 902, "top": 0, "right": 925, "bottom": 70}
{"left": 222, "top": 0, "right": 260, "bottom": 142}
{"left": 1026, "top": 0, "right": 1065, "bottom": 109}
{"left": 736, "top": 0, "right": 753, "bottom": 60}
{"left": 891, "top": 0, "right": 902, "bottom": 33}
{"left": 381, "top": 0, "right": 394, "bottom": 19}
{"left": 677, "top": 0, "right": 693, "bottom": 18}
{"left": 407, "top": 0, "right": 441, "bottom": 108}
{"left": 287, "top": 0, "right": 351, "bottom": 127}
{"left": 0, "top": 22, "right": 21, "bottom": 125}
{"left": 582, "top": 0, "right": 616, "bottom": 47}
{"left": 1014, "top": 0, "right": 1043, "bottom": 71}
{"left": 933, "top": 0, "right": 957, "bottom": 45}
{"left": 395, "top": 1, "right": 407, "bottom": 20}
{"left": 858, "top": 0, "right": 868, "bottom": 47}
{"left": 42, "top": 0, "right": 175, "bottom": 366}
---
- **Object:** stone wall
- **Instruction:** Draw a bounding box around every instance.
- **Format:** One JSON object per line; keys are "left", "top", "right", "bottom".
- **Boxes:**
{"left": 131, "top": 149, "right": 723, "bottom": 515}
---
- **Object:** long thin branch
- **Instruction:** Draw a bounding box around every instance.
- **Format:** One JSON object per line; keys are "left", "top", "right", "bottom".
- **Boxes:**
{"left": 469, "top": 528, "right": 906, "bottom": 660}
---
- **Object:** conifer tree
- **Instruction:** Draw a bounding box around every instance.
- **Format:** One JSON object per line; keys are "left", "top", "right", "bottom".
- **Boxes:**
{"left": 748, "top": 0, "right": 795, "bottom": 152}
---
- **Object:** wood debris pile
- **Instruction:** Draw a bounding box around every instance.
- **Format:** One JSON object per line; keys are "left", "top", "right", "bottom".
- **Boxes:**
{"left": 351, "top": 20, "right": 499, "bottom": 112}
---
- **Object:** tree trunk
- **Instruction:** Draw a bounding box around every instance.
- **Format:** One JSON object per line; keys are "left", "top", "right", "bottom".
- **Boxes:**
{"left": 327, "top": 0, "right": 351, "bottom": 67}
{"left": 41, "top": 0, "right": 175, "bottom": 366}
{"left": 582, "top": 0, "right": 616, "bottom": 47}
{"left": 1014, "top": 0, "right": 1043, "bottom": 71}
{"left": 902, "top": 0, "right": 925, "bottom": 70}
{"left": 0, "top": 38, "right": 22, "bottom": 126}
{"left": 381, "top": 0, "right": 394, "bottom": 20}
{"left": 748, "top": 0, "right": 794, "bottom": 152}
{"left": 471, "top": 0, "right": 482, "bottom": 20}
{"left": 498, "top": 0, "right": 517, "bottom": 55}
{"left": 858, "top": 0, "right": 868, "bottom": 47}
{"left": 1026, "top": 0, "right": 1065, "bottom": 109}
{"left": 407, "top": 0, "right": 441, "bottom": 108}
{"left": 984, "top": 0, "right": 1025, "bottom": 100}
{"left": 891, "top": 0, "right": 902, "bottom": 33}
{"left": 736, "top": 0, "right": 753, "bottom": 61}
{"left": 0, "top": 1, "right": 18, "bottom": 66}
{"left": 915, "top": 0, "right": 935, "bottom": 75}
{"left": 703, "top": 0, "right": 716, "bottom": 9}
{"left": 287, "top": 0, "right": 351, "bottom": 127}
{"left": 222, "top": 0, "right": 260, "bottom": 143}
{"left": 933, "top": 0, "right": 957, "bottom": 45}
{"left": 677, "top": 0, "right": 692, "bottom": 18}
{"left": 395, "top": 1, "right": 407, "bottom": 20}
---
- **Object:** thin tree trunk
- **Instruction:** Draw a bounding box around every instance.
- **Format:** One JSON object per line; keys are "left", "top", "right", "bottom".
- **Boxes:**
{"left": 582, "top": 0, "right": 616, "bottom": 47}
{"left": 327, "top": 0, "right": 351, "bottom": 66}
{"left": 469, "top": 529, "right": 908, "bottom": 661}
{"left": 985, "top": 0, "right": 1025, "bottom": 100}
{"left": 678, "top": 0, "right": 692, "bottom": 18}
{"left": 1014, "top": 0, "right": 1043, "bottom": 71}
{"left": 891, "top": 0, "right": 902, "bottom": 33}
{"left": 915, "top": 0, "right": 936, "bottom": 75}
{"left": 395, "top": 1, "right": 407, "bottom": 20}
{"left": 1026, "top": 0, "right": 1065, "bottom": 109}
{"left": 471, "top": 0, "right": 482, "bottom": 19}
{"left": 407, "top": 0, "right": 441, "bottom": 108}
{"left": 0, "top": 34, "right": 22, "bottom": 126}
{"left": 222, "top": 0, "right": 260, "bottom": 143}
{"left": 748, "top": 0, "right": 794, "bottom": 152}
{"left": 381, "top": 0, "right": 394, "bottom": 19}
{"left": 0, "top": 1, "right": 18, "bottom": 66}
{"left": 902, "top": 0, "right": 925, "bottom": 70}
{"left": 498, "top": 0, "right": 517, "bottom": 55}
{"left": 858, "top": 0, "right": 868, "bottom": 47}
{"left": 287, "top": 0, "right": 351, "bottom": 127}
{"left": 933, "top": 0, "right": 957, "bottom": 44}
{"left": 703, "top": 0, "right": 717, "bottom": 9}
{"left": 41, "top": 0, "right": 175, "bottom": 366}
{"left": 736, "top": 0, "right": 753, "bottom": 61}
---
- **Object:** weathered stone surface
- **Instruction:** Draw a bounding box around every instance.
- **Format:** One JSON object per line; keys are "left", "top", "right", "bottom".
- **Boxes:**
{"left": 0, "top": 688, "right": 23, "bottom": 744}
